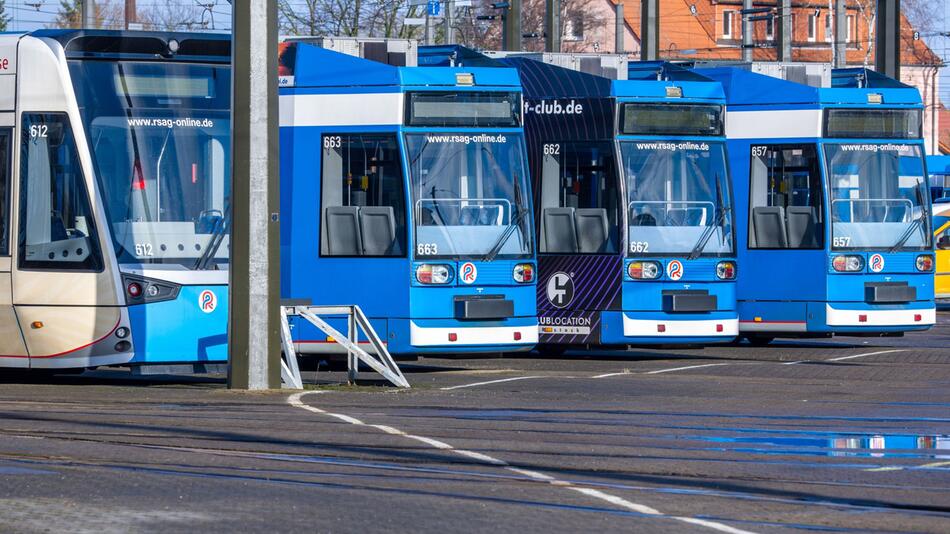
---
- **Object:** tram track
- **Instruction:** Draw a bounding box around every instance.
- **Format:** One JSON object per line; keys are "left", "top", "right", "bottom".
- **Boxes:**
{"left": 2, "top": 417, "right": 949, "bottom": 522}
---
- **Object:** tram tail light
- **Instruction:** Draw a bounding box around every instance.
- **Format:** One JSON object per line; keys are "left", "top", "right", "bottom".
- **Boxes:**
{"left": 127, "top": 282, "right": 143, "bottom": 298}
{"left": 914, "top": 314, "right": 922, "bottom": 322}
{"left": 832, "top": 255, "right": 865, "bottom": 273}
{"left": 416, "top": 264, "right": 453, "bottom": 285}
{"left": 716, "top": 261, "right": 737, "bottom": 280}
{"left": 916, "top": 254, "right": 935, "bottom": 272}
{"left": 628, "top": 261, "right": 661, "bottom": 280}
{"left": 513, "top": 263, "right": 534, "bottom": 283}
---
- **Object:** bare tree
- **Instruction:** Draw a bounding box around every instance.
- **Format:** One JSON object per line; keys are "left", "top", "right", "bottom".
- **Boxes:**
{"left": 138, "top": 0, "right": 203, "bottom": 31}
{"left": 460, "top": 0, "right": 609, "bottom": 51}
{"left": 54, "top": 0, "right": 123, "bottom": 29}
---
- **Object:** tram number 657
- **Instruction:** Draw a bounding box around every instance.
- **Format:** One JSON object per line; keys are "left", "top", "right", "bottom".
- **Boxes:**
{"left": 751, "top": 146, "right": 769, "bottom": 158}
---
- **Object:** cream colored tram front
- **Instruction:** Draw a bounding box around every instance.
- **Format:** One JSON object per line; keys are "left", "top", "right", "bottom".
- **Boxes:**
{"left": 0, "top": 31, "right": 231, "bottom": 370}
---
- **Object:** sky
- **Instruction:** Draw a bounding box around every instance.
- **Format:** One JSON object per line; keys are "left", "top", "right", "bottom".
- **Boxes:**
{"left": 4, "top": 0, "right": 949, "bottom": 107}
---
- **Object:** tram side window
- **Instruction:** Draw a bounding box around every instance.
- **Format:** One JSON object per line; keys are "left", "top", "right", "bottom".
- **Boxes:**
{"left": 539, "top": 142, "right": 620, "bottom": 254}
{"left": 0, "top": 130, "right": 9, "bottom": 256}
{"left": 19, "top": 114, "right": 103, "bottom": 271}
{"left": 320, "top": 134, "right": 407, "bottom": 257}
{"left": 748, "top": 144, "right": 824, "bottom": 249}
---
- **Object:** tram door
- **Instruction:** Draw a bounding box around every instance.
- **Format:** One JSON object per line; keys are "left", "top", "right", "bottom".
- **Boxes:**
{"left": 12, "top": 112, "right": 121, "bottom": 359}
{"left": 744, "top": 144, "right": 825, "bottom": 303}
{"left": 0, "top": 123, "right": 29, "bottom": 361}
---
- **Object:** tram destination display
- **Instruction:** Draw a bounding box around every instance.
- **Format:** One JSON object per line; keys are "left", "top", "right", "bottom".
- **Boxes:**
{"left": 824, "top": 108, "right": 922, "bottom": 139}
{"left": 405, "top": 91, "right": 521, "bottom": 128}
{"left": 620, "top": 103, "right": 723, "bottom": 137}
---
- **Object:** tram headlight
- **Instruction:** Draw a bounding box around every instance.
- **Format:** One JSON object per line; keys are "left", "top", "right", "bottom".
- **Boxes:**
{"left": 832, "top": 255, "right": 865, "bottom": 272}
{"left": 627, "top": 261, "right": 661, "bottom": 280}
{"left": 716, "top": 261, "right": 737, "bottom": 280}
{"left": 127, "top": 282, "right": 143, "bottom": 298}
{"left": 916, "top": 254, "right": 935, "bottom": 272}
{"left": 416, "top": 264, "right": 453, "bottom": 285}
{"left": 513, "top": 263, "right": 534, "bottom": 283}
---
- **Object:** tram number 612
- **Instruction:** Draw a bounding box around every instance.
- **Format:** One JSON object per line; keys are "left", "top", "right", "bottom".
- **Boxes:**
{"left": 30, "top": 124, "right": 48, "bottom": 139}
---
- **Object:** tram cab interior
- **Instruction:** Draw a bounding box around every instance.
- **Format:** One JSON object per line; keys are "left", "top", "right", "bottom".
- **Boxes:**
{"left": 697, "top": 64, "right": 936, "bottom": 340}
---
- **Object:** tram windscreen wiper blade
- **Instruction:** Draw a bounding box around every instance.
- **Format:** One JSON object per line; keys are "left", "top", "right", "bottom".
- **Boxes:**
{"left": 484, "top": 208, "right": 526, "bottom": 263}
{"left": 194, "top": 202, "right": 231, "bottom": 270}
{"left": 888, "top": 187, "right": 927, "bottom": 253}
{"left": 688, "top": 176, "right": 727, "bottom": 260}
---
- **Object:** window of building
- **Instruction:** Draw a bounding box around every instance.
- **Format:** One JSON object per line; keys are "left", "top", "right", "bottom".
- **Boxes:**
{"left": 765, "top": 16, "right": 775, "bottom": 41}
{"left": 807, "top": 14, "right": 817, "bottom": 42}
{"left": 847, "top": 15, "right": 856, "bottom": 43}
{"left": 564, "top": 14, "right": 584, "bottom": 41}
{"left": 19, "top": 114, "right": 103, "bottom": 271}
{"left": 824, "top": 13, "right": 832, "bottom": 42}
{"left": 320, "top": 134, "right": 407, "bottom": 257}
{"left": 748, "top": 144, "right": 824, "bottom": 250}
{"left": 722, "top": 10, "right": 735, "bottom": 39}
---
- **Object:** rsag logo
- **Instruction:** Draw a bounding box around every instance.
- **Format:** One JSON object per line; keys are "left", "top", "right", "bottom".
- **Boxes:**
{"left": 667, "top": 260, "right": 684, "bottom": 281}
{"left": 199, "top": 290, "right": 218, "bottom": 313}
{"left": 460, "top": 262, "right": 478, "bottom": 285}
{"left": 869, "top": 254, "right": 885, "bottom": 273}
{"left": 546, "top": 272, "right": 575, "bottom": 308}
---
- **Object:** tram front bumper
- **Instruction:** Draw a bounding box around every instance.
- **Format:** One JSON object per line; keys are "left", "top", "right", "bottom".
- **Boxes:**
{"left": 622, "top": 314, "right": 739, "bottom": 339}
{"left": 409, "top": 320, "right": 538, "bottom": 348}
{"left": 824, "top": 304, "right": 936, "bottom": 329}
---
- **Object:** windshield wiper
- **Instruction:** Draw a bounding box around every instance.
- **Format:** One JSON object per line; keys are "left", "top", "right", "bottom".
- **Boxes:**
{"left": 484, "top": 207, "right": 526, "bottom": 262}
{"left": 888, "top": 187, "right": 928, "bottom": 253}
{"left": 194, "top": 201, "right": 231, "bottom": 271}
{"left": 688, "top": 176, "right": 728, "bottom": 260}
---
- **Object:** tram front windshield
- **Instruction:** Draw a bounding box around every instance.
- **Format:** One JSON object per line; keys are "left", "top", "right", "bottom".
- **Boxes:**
{"left": 406, "top": 134, "right": 533, "bottom": 260}
{"left": 825, "top": 143, "right": 931, "bottom": 250}
{"left": 622, "top": 141, "right": 733, "bottom": 256}
{"left": 70, "top": 61, "right": 231, "bottom": 269}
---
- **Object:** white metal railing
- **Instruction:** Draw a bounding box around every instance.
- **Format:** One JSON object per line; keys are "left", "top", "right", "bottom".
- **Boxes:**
{"left": 279, "top": 305, "right": 409, "bottom": 389}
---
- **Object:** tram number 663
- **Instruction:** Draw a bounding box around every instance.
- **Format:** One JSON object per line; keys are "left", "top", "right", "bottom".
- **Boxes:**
{"left": 30, "top": 124, "right": 48, "bottom": 139}
{"left": 323, "top": 136, "right": 342, "bottom": 149}
{"left": 417, "top": 243, "right": 438, "bottom": 255}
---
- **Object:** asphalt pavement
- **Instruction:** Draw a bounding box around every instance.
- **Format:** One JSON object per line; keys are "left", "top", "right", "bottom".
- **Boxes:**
{"left": 0, "top": 314, "right": 949, "bottom": 533}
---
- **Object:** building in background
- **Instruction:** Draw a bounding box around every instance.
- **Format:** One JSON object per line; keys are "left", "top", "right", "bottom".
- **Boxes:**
{"left": 509, "top": 0, "right": 945, "bottom": 154}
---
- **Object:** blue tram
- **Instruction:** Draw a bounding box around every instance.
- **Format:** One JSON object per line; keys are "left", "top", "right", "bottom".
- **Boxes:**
{"left": 697, "top": 66, "right": 936, "bottom": 342}
{"left": 278, "top": 42, "right": 538, "bottom": 355}
{"left": 421, "top": 48, "right": 739, "bottom": 348}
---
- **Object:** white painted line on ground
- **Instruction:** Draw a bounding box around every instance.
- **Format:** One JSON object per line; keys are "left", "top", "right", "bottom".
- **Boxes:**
{"left": 287, "top": 391, "right": 756, "bottom": 534}
{"left": 644, "top": 363, "right": 731, "bottom": 375}
{"left": 440, "top": 376, "right": 544, "bottom": 390}
{"left": 592, "top": 371, "right": 633, "bottom": 379}
{"left": 783, "top": 349, "right": 906, "bottom": 366}
{"left": 865, "top": 460, "right": 950, "bottom": 473}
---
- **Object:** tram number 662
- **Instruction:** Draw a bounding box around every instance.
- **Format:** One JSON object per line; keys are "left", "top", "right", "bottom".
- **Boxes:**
{"left": 543, "top": 144, "right": 561, "bottom": 156}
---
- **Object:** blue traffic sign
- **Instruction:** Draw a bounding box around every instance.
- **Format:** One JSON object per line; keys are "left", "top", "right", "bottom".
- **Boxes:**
{"left": 427, "top": 0, "right": 441, "bottom": 17}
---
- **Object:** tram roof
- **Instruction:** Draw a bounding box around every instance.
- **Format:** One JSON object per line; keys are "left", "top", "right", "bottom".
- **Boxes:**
{"left": 282, "top": 42, "right": 520, "bottom": 90}
{"left": 928, "top": 155, "right": 950, "bottom": 176}
{"left": 419, "top": 45, "right": 724, "bottom": 103}
{"left": 696, "top": 66, "right": 922, "bottom": 109}
{"left": 19, "top": 30, "right": 231, "bottom": 63}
